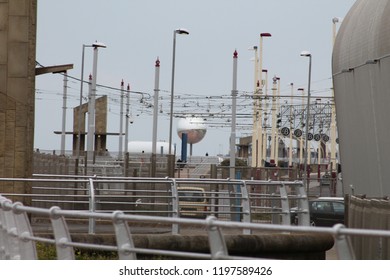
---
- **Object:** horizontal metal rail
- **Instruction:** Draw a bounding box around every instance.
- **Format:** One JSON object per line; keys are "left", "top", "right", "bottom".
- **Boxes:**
{"left": 3, "top": 193, "right": 390, "bottom": 260}
{"left": 0, "top": 175, "right": 311, "bottom": 234}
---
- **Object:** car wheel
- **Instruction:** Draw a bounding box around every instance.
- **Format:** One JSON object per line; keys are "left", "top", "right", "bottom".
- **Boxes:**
{"left": 310, "top": 220, "right": 316, "bottom": 227}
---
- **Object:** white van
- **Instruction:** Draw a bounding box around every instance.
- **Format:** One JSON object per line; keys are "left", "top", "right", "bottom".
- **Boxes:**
{"left": 177, "top": 187, "right": 209, "bottom": 218}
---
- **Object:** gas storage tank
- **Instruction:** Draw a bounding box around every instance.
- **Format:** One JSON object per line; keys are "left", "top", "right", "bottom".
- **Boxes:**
{"left": 332, "top": 0, "right": 390, "bottom": 197}
{"left": 177, "top": 117, "right": 207, "bottom": 144}
{"left": 127, "top": 141, "right": 174, "bottom": 155}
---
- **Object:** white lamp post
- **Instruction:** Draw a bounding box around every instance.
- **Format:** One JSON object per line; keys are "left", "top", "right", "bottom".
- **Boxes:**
{"left": 270, "top": 76, "right": 278, "bottom": 163}
{"left": 230, "top": 50, "right": 238, "bottom": 179}
{"left": 249, "top": 46, "right": 259, "bottom": 167}
{"left": 258, "top": 33, "right": 271, "bottom": 167}
{"left": 118, "top": 80, "right": 124, "bottom": 159}
{"left": 300, "top": 50, "right": 312, "bottom": 194}
{"left": 60, "top": 71, "right": 68, "bottom": 156}
{"left": 288, "top": 83, "right": 294, "bottom": 167}
{"left": 298, "top": 88, "right": 305, "bottom": 164}
{"left": 124, "top": 84, "right": 130, "bottom": 156}
{"left": 152, "top": 58, "right": 160, "bottom": 156}
{"left": 168, "top": 28, "right": 189, "bottom": 157}
{"left": 262, "top": 69, "right": 269, "bottom": 162}
{"left": 151, "top": 58, "right": 160, "bottom": 177}
{"left": 86, "top": 41, "right": 106, "bottom": 163}
{"left": 76, "top": 44, "right": 94, "bottom": 161}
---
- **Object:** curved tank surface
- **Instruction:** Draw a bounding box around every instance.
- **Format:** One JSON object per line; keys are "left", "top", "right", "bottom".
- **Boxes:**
{"left": 127, "top": 141, "right": 174, "bottom": 155}
{"left": 332, "top": 0, "right": 390, "bottom": 197}
{"left": 177, "top": 117, "right": 207, "bottom": 144}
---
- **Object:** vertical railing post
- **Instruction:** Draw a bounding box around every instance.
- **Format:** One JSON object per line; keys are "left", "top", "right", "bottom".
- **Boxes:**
{"left": 0, "top": 197, "right": 9, "bottom": 259}
{"left": 206, "top": 216, "right": 229, "bottom": 259}
{"left": 240, "top": 181, "right": 251, "bottom": 235}
{"left": 271, "top": 192, "right": 279, "bottom": 224}
{"left": 49, "top": 206, "right": 74, "bottom": 260}
{"left": 88, "top": 177, "right": 96, "bottom": 234}
{"left": 170, "top": 178, "right": 179, "bottom": 234}
{"left": 12, "top": 202, "right": 37, "bottom": 260}
{"left": 297, "top": 181, "right": 310, "bottom": 226}
{"left": 279, "top": 183, "right": 291, "bottom": 225}
{"left": 1, "top": 199, "right": 20, "bottom": 259}
{"left": 112, "top": 211, "right": 137, "bottom": 260}
{"left": 333, "top": 224, "right": 356, "bottom": 260}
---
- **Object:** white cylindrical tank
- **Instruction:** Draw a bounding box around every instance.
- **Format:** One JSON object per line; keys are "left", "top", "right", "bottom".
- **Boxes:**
{"left": 177, "top": 117, "right": 207, "bottom": 144}
{"left": 127, "top": 141, "right": 174, "bottom": 155}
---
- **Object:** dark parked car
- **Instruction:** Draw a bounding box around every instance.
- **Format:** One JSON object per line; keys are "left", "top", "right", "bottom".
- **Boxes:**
{"left": 292, "top": 197, "right": 345, "bottom": 227}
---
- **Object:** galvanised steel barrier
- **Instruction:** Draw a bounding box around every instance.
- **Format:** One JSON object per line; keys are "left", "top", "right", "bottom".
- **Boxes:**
{"left": 3, "top": 193, "right": 390, "bottom": 260}
{"left": 0, "top": 175, "right": 310, "bottom": 235}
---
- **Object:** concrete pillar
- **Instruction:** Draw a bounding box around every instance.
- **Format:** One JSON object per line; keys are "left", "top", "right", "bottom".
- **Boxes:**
{"left": 0, "top": 0, "right": 37, "bottom": 204}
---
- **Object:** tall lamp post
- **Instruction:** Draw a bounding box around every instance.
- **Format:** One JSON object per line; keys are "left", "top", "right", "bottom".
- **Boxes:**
{"left": 261, "top": 69, "right": 269, "bottom": 162}
{"left": 118, "top": 80, "right": 125, "bottom": 159}
{"left": 249, "top": 46, "right": 259, "bottom": 168}
{"left": 124, "top": 83, "right": 130, "bottom": 156}
{"left": 298, "top": 88, "right": 305, "bottom": 164}
{"left": 300, "top": 51, "right": 312, "bottom": 194}
{"left": 270, "top": 76, "right": 278, "bottom": 163}
{"left": 168, "top": 28, "right": 189, "bottom": 175}
{"left": 151, "top": 57, "right": 160, "bottom": 177}
{"left": 258, "top": 33, "right": 271, "bottom": 167}
{"left": 288, "top": 83, "right": 294, "bottom": 167}
{"left": 230, "top": 50, "right": 238, "bottom": 180}
{"left": 60, "top": 71, "right": 68, "bottom": 156}
{"left": 86, "top": 42, "right": 106, "bottom": 164}
{"left": 76, "top": 44, "right": 94, "bottom": 161}
{"left": 259, "top": 33, "right": 271, "bottom": 93}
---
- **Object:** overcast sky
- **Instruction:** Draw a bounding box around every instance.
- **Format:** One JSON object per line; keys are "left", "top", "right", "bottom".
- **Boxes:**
{"left": 35, "top": 0, "right": 356, "bottom": 157}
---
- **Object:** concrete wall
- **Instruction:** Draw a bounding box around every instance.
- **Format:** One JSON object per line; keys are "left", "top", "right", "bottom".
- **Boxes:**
{"left": 72, "top": 95, "right": 108, "bottom": 153}
{"left": 0, "top": 0, "right": 36, "bottom": 202}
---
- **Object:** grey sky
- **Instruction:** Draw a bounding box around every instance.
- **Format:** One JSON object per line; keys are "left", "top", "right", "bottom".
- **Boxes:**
{"left": 35, "top": 0, "right": 356, "bottom": 156}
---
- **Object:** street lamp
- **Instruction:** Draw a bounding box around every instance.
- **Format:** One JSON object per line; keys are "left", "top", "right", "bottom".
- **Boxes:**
{"left": 270, "top": 75, "right": 278, "bottom": 163}
{"left": 288, "top": 83, "right": 294, "bottom": 167}
{"left": 297, "top": 87, "right": 305, "bottom": 164}
{"left": 86, "top": 41, "right": 106, "bottom": 163}
{"left": 258, "top": 33, "right": 271, "bottom": 167}
{"left": 300, "top": 50, "right": 312, "bottom": 194}
{"left": 60, "top": 71, "right": 69, "bottom": 156}
{"left": 168, "top": 28, "right": 189, "bottom": 170}
{"left": 259, "top": 33, "right": 271, "bottom": 94}
{"left": 76, "top": 44, "right": 94, "bottom": 161}
{"left": 332, "top": 17, "right": 342, "bottom": 44}
{"left": 248, "top": 46, "right": 259, "bottom": 167}
{"left": 230, "top": 50, "right": 238, "bottom": 180}
{"left": 118, "top": 80, "right": 125, "bottom": 159}
{"left": 151, "top": 58, "right": 160, "bottom": 177}
{"left": 262, "top": 69, "right": 269, "bottom": 162}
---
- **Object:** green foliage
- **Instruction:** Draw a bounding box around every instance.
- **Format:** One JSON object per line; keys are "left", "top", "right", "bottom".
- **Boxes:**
{"left": 36, "top": 242, "right": 118, "bottom": 260}
{"left": 36, "top": 242, "right": 57, "bottom": 260}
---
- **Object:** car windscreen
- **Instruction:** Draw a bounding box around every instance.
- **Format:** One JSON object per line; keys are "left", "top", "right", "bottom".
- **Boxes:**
{"left": 332, "top": 202, "right": 345, "bottom": 213}
{"left": 311, "top": 201, "right": 332, "bottom": 213}
{"left": 178, "top": 190, "right": 205, "bottom": 202}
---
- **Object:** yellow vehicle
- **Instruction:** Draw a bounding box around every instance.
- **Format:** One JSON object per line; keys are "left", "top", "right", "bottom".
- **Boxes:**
{"left": 177, "top": 186, "right": 209, "bottom": 218}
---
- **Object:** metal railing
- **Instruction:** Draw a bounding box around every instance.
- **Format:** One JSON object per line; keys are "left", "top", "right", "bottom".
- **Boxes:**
{"left": 3, "top": 193, "right": 390, "bottom": 260}
{"left": 0, "top": 175, "right": 310, "bottom": 235}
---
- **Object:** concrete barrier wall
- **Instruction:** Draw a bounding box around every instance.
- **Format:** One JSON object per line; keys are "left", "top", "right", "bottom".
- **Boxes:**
{"left": 71, "top": 232, "right": 334, "bottom": 260}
